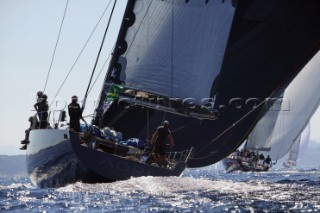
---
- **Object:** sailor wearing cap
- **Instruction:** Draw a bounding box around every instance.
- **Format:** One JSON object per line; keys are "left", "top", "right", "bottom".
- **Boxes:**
{"left": 68, "top": 95, "right": 86, "bottom": 132}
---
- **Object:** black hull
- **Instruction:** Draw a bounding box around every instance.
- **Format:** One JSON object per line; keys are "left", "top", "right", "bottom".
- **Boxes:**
{"left": 26, "top": 129, "right": 186, "bottom": 188}
{"left": 98, "top": 0, "right": 320, "bottom": 168}
{"left": 69, "top": 131, "right": 186, "bottom": 181}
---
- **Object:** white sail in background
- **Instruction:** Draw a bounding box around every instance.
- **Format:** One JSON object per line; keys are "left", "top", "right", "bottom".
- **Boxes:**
{"left": 283, "top": 122, "right": 310, "bottom": 167}
{"left": 285, "top": 123, "right": 310, "bottom": 166}
{"left": 297, "top": 122, "right": 311, "bottom": 160}
{"left": 286, "top": 135, "right": 301, "bottom": 166}
{"left": 246, "top": 51, "right": 320, "bottom": 160}
{"left": 288, "top": 121, "right": 310, "bottom": 162}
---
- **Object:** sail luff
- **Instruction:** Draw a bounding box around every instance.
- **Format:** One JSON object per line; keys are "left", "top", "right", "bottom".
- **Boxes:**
{"left": 287, "top": 135, "right": 301, "bottom": 163}
{"left": 93, "top": 0, "right": 136, "bottom": 126}
{"left": 82, "top": 0, "right": 118, "bottom": 113}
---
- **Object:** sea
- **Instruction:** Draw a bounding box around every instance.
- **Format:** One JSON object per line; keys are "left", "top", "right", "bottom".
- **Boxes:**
{"left": 1, "top": 166, "right": 320, "bottom": 212}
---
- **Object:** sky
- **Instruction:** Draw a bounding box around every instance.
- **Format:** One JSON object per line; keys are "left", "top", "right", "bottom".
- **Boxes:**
{"left": 0, "top": 0, "right": 320, "bottom": 155}
{"left": 0, "top": 0, "right": 126, "bottom": 154}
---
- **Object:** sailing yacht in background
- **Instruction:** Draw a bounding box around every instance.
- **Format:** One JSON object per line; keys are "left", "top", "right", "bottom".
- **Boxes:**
{"left": 25, "top": 0, "right": 320, "bottom": 187}
{"left": 283, "top": 123, "right": 310, "bottom": 168}
{"left": 223, "top": 50, "right": 320, "bottom": 172}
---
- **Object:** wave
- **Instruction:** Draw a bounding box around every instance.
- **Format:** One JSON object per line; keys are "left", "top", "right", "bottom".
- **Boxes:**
{"left": 58, "top": 176, "right": 270, "bottom": 194}
{"left": 1, "top": 168, "right": 320, "bottom": 212}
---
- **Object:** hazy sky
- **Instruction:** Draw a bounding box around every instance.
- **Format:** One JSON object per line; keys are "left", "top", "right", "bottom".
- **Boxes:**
{"left": 0, "top": 0, "right": 319, "bottom": 155}
{"left": 0, "top": 0, "right": 126, "bottom": 154}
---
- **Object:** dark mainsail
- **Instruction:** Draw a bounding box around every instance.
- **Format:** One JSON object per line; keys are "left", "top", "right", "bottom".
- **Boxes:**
{"left": 120, "top": 0, "right": 235, "bottom": 102}
{"left": 93, "top": 0, "right": 320, "bottom": 168}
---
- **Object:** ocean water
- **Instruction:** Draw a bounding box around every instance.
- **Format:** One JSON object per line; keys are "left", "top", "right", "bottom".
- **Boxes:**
{"left": 1, "top": 167, "right": 320, "bottom": 212}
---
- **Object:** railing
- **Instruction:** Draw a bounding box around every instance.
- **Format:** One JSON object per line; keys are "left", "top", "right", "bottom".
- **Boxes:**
{"left": 30, "top": 109, "right": 67, "bottom": 129}
{"left": 80, "top": 124, "right": 195, "bottom": 168}
{"left": 166, "top": 147, "right": 193, "bottom": 164}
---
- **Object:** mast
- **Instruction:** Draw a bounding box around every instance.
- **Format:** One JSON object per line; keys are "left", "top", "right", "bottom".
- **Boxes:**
{"left": 82, "top": 0, "right": 118, "bottom": 113}
{"left": 92, "top": 0, "right": 136, "bottom": 127}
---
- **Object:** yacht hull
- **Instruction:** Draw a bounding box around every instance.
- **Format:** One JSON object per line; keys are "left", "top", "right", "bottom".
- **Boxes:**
{"left": 27, "top": 129, "right": 111, "bottom": 188}
{"left": 222, "top": 157, "right": 270, "bottom": 173}
{"left": 69, "top": 131, "right": 186, "bottom": 181}
{"left": 27, "top": 129, "right": 186, "bottom": 188}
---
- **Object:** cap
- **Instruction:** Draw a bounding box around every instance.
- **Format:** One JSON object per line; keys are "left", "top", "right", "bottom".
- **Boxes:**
{"left": 72, "top": 95, "right": 78, "bottom": 100}
{"left": 163, "top": 120, "right": 169, "bottom": 127}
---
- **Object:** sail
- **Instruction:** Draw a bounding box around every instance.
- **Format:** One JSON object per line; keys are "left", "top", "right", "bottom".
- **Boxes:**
{"left": 246, "top": 50, "right": 320, "bottom": 160}
{"left": 94, "top": 0, "right": 320, "bottom": 168}
{"left": 286, "top": 122, "right": 310, "bottom": 166}
{"left": 246, "top": 104, "right": 280, "bottom": 151}
{"left": 122, "top": 0, "right": 235, "bottom": 102}
{"left": 297, "top": 122, "right": 310, "bottom": 160}
{"left": 287, "top": 135, "right": 301, "bottom": 164}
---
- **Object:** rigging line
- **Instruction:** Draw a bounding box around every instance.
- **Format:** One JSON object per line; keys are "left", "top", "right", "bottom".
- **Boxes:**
{"left": 280, "top": 106, "right": 285, "bottom": 158}
{"left": 171, "top": 121, "right": 196, "bottom": 133}
{"left": 171, "top": 0, "right": 174, "bottom": 97}
{"left": 43, "top": 0, "right": 69, "bottom": 93}
{"left": 49, "top": 0, "right": 113, "bottom": 107}
{"left": 87, "top": 46, "right": 114, "bottom": 95}
{"left": 191, "top": 99, "right": 267, "bottom": 160}
{"left": 161, "top": 112, "right": 167, "bottom": 124}
{"left": 82, "top": 0, "right": 117, "bottom": 112}
{"left": 124, "top": 0, "right": 154, "bottom": 57}
{"left": 147, "top": 108, "right": 149, "bottom": 140}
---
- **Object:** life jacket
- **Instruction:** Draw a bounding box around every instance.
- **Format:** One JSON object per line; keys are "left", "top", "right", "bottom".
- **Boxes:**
{"left": 68, "top": 102, "right": 82, "bottom": 119}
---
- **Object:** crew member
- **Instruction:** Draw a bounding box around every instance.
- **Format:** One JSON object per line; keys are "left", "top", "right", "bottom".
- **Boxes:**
{"left": 151, "top": 120, "right": 174, "bottom": 167}
{"left": 264, "top": 155, "right": 272, "bottom": 166}
{"left": 20, "top": 115, "right": 39, "bottom": 150}
{"left": 68, "top": 95, "right": 86, "bottom": 132}
{"left": 34, "top": 94, "right": 48, "bottom": 129}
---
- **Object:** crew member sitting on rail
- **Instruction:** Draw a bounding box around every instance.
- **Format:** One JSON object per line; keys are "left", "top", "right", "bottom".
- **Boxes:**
{"left": 20, "top": 115, "right": 39, "bottom": 150}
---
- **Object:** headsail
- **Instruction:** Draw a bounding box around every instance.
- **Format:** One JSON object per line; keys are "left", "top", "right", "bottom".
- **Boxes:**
{"left": 286, "top": 123, "right": 310, "bottom": 165}
{"left": 93, "top": 0, "right": 320, "bottom": 168}
{"left": 287, "top": 135, "right": 301, "bottom": 166}
{"left": 246, "top": 50, "right": 320, "bottom": 161}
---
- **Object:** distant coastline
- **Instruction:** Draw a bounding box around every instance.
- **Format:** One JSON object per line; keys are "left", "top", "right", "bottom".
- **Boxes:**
{"left": 0, "top": 155, "right": 27, "bottom": 176}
